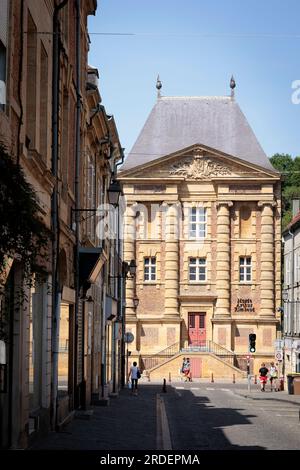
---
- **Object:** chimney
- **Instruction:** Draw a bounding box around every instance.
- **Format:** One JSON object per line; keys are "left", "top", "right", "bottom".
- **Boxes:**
{"left": 292, "top": 199, "right": 300, "bottom": 217}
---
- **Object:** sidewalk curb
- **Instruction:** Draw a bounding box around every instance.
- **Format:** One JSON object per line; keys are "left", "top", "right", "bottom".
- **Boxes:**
{"left": 232, "top": 390, "right": 300, "bottom": 406}
{"left": 156, "top": 394, "right": 172, "bottom": 450}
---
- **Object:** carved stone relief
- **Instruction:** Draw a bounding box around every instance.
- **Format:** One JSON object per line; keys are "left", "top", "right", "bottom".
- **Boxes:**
{"left": 169, "top": 155, "right": 231, "bottom": 179}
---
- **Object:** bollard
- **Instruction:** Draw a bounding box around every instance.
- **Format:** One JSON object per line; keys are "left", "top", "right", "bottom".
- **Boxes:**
{"left": 211, "top": 373, "right": 214, "bottom": 383}
{"left": 254, "top": 374, "right": 257, "bottom": 384}
{"left": 233, "top": 373, "right": 235, "bottom": 384}
{"left": 148, "top": 373, "right": 150, "bottom": 382}
{"left": 162, "top": 378, "right": 167, "bottom": 393}
{"left": 168, "top": 372, "right": 171, "bottom": 383}
{"left": 280, "top": 377, "right": 284, "bottom": 391}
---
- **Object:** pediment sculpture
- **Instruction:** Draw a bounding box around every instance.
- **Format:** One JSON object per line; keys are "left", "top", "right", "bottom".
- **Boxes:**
{"left": 169, "top": 154, "right": 231, "bottom": 179}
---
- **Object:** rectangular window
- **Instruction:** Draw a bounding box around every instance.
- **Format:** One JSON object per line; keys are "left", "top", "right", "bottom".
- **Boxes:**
{"left": 26, "top": 12, "right": 37, "bottom": 148}
{"left": 39, "top": 43, "right": 48, "bottom": 162}
{"left": 189, "top": 207, "right": 206, "bottom": 239}
{"left": 189, "top": 257, "right": 207, "bottom": 282}
{"left": 144, "top": 257, "right": 156, "bottom": 282}
{"left": 285, "top": 255, "right": 291, "bottom": 286}
{"left": 86, "top": 155, "right": 95, "bottom": 241}
{"left": 239, "top": 257, "right": 252, "bottom": 282}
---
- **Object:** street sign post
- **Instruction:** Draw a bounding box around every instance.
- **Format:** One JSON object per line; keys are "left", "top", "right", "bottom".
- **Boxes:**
{"left": 275, "top": 350, "right": 283, "bottom": 361}
{"left": 124, "top": 332, "right": 135, "bottom": 384}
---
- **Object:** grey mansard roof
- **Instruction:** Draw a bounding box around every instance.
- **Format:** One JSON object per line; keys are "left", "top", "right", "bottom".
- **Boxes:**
{"left": 121, "top": 96, "right": 276, "bottom": 172}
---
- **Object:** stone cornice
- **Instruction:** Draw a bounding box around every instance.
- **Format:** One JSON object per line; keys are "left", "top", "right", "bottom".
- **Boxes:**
{"left": 212, "top": 317, "right": 279, "bottom": 324}
{"left": 216, "top": 201, "right": 233, "bottom": 208}
{"left": 258, "top": 200, "right": 277, "bottom": 208}
{"left": 179, "top": 294, "right": 217, "bottom": 302}
{"left": 136, "top": 317, "right": 182, "bottom": 324}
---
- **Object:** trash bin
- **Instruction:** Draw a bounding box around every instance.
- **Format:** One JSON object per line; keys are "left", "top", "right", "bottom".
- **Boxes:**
{"left": 287, "top": 373, "right": 300, "bottom": 394}
{"left": 293, "top": 377, "right": 300, "bottom": 395}
{"left": 287, "top": 374, "right": 294, "bottom": 394}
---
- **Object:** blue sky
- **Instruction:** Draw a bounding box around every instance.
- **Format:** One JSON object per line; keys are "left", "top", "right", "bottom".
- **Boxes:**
{"left": 88, "top": 0, "right": 300, "bottom": 160}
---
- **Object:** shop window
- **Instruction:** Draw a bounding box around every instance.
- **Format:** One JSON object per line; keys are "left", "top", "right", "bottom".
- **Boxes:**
{"left": 0, "top": 0, "right": 8, "bottom": 110}
{"left": 58, "top": 303, "right": 70, "bottom": 395}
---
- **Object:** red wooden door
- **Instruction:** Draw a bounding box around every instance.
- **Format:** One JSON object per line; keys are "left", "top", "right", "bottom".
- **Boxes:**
{"left": 190, "top": 358, "right": 202, "bottom": 378}
{"left": 188, "top": 313, "right": 206, "bottom": 346}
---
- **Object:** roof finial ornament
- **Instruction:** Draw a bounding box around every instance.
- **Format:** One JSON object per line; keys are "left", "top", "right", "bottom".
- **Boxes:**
{"left": 156, "top": 74, "right": 162, "bottom": 98}
{"left": 230, "top": 75, "right": 236, "bottom": 99}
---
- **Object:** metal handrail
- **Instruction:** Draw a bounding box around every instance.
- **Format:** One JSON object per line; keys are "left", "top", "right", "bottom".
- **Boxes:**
{"left": 143, "top": 340, "right": 240, "bottom": 371}
{"left": 181, "top": 340, "right": 238, "bottom": 366}
{"left": 142, "top": 341, "right": 180, "bottom": 371}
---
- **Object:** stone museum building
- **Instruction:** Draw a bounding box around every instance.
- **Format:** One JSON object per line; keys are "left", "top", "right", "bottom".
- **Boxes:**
{"left": 119, "top": 82, "right": 282, "bottom": 378}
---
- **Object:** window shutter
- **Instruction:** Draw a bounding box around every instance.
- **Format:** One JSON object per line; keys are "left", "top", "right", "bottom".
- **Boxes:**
{"left": 0, "top": 0, "right": 8, "bottom": 47}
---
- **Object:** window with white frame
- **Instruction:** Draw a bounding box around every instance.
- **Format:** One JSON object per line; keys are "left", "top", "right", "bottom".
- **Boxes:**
{"left": 239, "top": 257, "right": 252, "bottom": 282}
{"left": 285, "top": 254, "right": 291, "bottom": 286}
{"left": 144, "top": 257, "right": 156, "bottom": 282}
{"left": 189, "top": 257, "right": 207, "bottom": 282}
{"left": 189, "top": 207, "right": 207, "bottom": 239}
{"left": 295, "top": 250, "right": 300, "bottom": 284}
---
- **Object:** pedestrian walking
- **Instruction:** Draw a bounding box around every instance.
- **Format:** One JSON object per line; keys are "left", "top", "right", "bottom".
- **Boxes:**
{"left": 129, "top": 361, "right": 141, "bottom": 396}
{"left": 183, "top": 358, "right": 192, "bottom": 382}
{"left": 259, "top": 362, "right": 269, "bottom": 392}
{"left": 269, "top": 362, "right": 279, "bottom": 391}
{"left": 181, "top": 357, "right": 187, "bottom": 380}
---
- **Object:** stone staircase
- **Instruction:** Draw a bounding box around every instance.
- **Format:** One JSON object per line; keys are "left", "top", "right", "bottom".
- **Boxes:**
{"left": 141, "top": 341, "right": 246, "bottom": 380}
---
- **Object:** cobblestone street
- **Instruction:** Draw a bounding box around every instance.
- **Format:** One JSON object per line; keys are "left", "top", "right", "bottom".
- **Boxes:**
{"left": 31, "top": 381, "right": 300, "bottom": 451}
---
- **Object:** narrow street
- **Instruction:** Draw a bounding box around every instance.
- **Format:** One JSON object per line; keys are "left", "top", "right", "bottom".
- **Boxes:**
{"left": 31, "top": 381, "right": 300, "bottom": 451}
{"left": 164, "top": 382, "right": 300, "bottom": 450}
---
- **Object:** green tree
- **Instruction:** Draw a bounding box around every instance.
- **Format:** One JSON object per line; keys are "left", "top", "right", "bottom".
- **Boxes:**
{"left": 270, "top": 153, "right": 300, "bottom": 229}
{"left": 0, "top": 143, "right": 50, "bottom": 287}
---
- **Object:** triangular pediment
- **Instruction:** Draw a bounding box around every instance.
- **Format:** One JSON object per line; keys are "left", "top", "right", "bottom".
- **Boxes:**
{"left": 118, "top": 144, "right": 280, "bottom": 181}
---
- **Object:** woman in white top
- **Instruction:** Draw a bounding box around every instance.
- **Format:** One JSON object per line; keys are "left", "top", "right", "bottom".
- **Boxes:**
{"left": 269, "top": 362, "right": 278, "bottom": 391}
{"left": 129, "top": 361, "right": 141, "bottom": 395}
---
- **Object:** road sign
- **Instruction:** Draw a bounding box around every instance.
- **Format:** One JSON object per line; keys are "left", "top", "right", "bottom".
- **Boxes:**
{"left": 124, "top": 332, "right": 134, "bottom": 343}
{"left": 275, "top": 350, "right": 283, "bottom": 361}
{"left": 274, "top": 340, "right": 283, "bottom": 349}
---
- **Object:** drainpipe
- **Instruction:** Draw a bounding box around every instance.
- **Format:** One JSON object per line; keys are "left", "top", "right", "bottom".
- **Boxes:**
{"left": 51, "top": 0, "right": 69, "bottom": 430}
{"left": 101, "top": 279, "right": 107, "bottom": 398}
{"left": 74, "top": 0, "right": 82, "bottom": 408}
{"left": 289, "top": 230, "right": 295, "bottom": 331}
{"left": 288, "top": 229, "right": 295, "bottom": 374}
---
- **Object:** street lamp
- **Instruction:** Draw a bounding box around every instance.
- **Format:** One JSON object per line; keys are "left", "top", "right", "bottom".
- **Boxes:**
{"left": 282, "top": 289, "right": 288, "bottom": 303}
{"left": 107, "top": 179, "right": 122, "bottom": 207}
{"left": 128, "top": 259, "right": 137, "bottom": 278}
{"left": 133, "top": 295, "right": 139, "bottom": 309}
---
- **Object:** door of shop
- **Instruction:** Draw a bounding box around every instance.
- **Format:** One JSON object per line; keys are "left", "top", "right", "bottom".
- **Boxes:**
{"left": 188, "top": 313, "right": 206, "bottom": 346}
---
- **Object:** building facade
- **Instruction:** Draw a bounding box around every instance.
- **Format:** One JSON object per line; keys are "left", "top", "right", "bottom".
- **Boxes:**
{"left": 282, "top": 206, "right": 300, "bottom": 375}
{"left": 0, "top": 0, "right": 124, "bottom": 449}
{"left": 119, "top": 91, "right": 282, "bottom": 379}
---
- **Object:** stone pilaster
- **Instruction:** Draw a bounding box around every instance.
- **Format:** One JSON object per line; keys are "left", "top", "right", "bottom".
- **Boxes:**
{"left": 164, "top": 203, "right": 179, "bottom": 316}
{"left": 124, "top": 204, "right": 136, "bottom": 318}
{"left": 215, "top": 201, "right": 232, "bottom": 316}
{"left": 258, "top": 201, "right": 275, "bottom": 316}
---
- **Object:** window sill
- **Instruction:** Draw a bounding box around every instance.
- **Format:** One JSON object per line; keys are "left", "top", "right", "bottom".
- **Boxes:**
{"left": 188, "top": 281, "right": 208, "bottom": 285}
